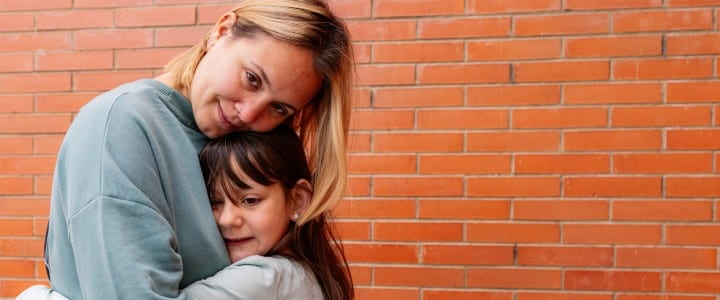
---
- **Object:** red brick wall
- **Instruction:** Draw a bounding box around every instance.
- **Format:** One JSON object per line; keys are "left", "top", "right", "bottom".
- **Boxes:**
{"left": 1, "top": 0, "right": 720, "bottom": 299}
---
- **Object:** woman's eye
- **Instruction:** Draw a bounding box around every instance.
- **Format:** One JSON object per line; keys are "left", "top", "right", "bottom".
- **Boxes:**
{"left": 242, "top": 197, "right": 261, "bottom": 206}
{"left": 270, "top": 103, "right": 289, "bottom": 116}
{"left": 246, "top": 71, "right": 260, "bottom": 89}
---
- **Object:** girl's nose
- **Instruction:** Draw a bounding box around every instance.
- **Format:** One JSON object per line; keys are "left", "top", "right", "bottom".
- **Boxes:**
{"left": 217, "top": 204, "right": 242, "bottom": 227}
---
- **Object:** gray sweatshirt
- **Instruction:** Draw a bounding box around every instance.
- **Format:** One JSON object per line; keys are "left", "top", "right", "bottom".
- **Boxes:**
{"left": 44, "top": 79, "right": 230, "bottom": 299}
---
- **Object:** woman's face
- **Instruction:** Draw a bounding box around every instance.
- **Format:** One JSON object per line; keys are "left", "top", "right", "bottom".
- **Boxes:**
{"left": 190, "top": 29, "right": 322, "bottom": 138}
{"left": 210, "top": 168, "right": 294, "bottom": 262}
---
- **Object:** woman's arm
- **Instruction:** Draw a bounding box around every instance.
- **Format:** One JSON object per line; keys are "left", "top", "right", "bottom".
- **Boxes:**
{"left": 51, "top": 94, "right": 185, "bottom": 299}
{"left": 46, "top": 87, "right": 228, "bottom": 299}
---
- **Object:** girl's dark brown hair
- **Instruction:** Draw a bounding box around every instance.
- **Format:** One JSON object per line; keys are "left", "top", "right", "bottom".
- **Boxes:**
{"left": 199, "top": 125, "right": 353, "bottom": 300}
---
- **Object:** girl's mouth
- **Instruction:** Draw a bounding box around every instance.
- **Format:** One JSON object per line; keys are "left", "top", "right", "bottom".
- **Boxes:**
{"left": 225, "top": 237, "right": 252, "bottom": 246}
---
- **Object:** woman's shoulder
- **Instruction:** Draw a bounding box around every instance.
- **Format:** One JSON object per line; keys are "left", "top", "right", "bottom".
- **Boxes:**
{"left": 79, "top": 79, "right": 180, "bottom": 115}
{"left": 73, "top": 79, "right": 191, "bottom": 131}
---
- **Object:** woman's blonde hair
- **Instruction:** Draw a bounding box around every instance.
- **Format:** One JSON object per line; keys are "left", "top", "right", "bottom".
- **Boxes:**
{"left": 165, "top": 0, "right": 353, "bottom": 224}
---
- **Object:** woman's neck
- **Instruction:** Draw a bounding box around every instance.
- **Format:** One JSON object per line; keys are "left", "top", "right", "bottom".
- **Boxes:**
{"left": 154, "top": 72, "right": 189, "bottom": 100}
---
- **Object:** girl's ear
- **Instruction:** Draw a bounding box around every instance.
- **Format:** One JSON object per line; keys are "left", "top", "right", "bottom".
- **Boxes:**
{"left": 290, "top": 179, "right": 313, "bottom": 221}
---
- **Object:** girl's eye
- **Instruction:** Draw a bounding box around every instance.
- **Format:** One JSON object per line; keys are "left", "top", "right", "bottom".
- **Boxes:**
{"left": 270, "top": 102, "right": 289, "bottom": 117}
{"left": 246, "top": 71, "right": 260, "bottom": 89}
{"left": 242, "top": 197, "right": 261, "bottom": 206}
{"left": 209, "top": 198, "right": 223, "bottom": 209}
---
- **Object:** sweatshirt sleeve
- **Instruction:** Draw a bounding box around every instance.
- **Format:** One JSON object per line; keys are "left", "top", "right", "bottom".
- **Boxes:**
{"left": 58, "top": 94, "right": 186, "bottom": 300}
{"left": 68, "top": 199, "right": 184, "bottom": 299}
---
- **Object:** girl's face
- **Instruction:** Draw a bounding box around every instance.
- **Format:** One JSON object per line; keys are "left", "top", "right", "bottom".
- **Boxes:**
{"left": 210, "top": 167, "right": 294, "bottom": 262}
{"left": 190, "top": 18, "right": 322, "bottom": 138}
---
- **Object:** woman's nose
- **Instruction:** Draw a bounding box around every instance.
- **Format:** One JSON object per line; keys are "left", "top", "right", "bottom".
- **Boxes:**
{"left": 234, "top": 100, "right": 263, "bottom": 125}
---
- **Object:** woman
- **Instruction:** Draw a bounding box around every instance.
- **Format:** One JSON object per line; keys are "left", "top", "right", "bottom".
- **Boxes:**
{"left": 20, "top": 126, "right": 353, "bottom": 299}
{"left": 43, "top": 0, "right": 353, "bottom": 299}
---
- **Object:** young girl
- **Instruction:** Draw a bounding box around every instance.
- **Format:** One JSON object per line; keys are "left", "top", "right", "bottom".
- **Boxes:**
{"left": 186, "top": 124, "right": 353, "bottom": 299}
{"left": 18, "top": 125, "right": 353, "bottom": 299}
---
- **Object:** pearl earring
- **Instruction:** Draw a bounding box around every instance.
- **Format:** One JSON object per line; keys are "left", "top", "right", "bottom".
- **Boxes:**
{"left": 292, "top": 213, "right": 299, "bottom": 221}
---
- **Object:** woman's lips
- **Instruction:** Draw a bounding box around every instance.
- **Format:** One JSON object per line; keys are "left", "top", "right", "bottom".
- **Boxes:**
{"left": 217, "top": 103, "right": 234, "bottom": 130}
